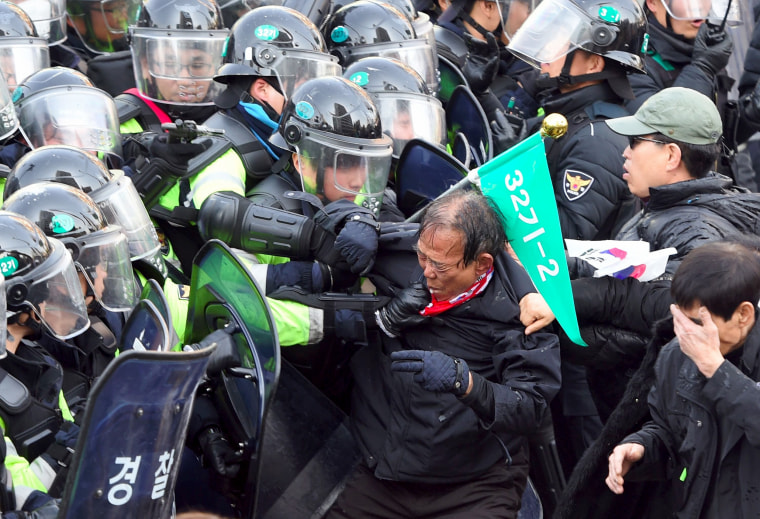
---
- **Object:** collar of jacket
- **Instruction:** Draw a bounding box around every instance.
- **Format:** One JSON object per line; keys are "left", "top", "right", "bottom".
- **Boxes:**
{"left": 540, "top": 82, "right": 622, "bottom": 119}
{"left": 645, "top": 172, "right": 733, "bottom": 210}
{"left": 646, "top": 13, "right": 695, "bottom": 65}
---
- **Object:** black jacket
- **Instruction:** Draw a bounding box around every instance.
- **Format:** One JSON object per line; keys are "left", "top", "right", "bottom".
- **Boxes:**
{"left": 625, "top": 321, "right": 760, "bottom": 518}
{"left": 553, "top": 318, "right": 676, "bottom": 519}
{"left": 534, "top": 83, "right": 635, "bottom": 241}
{"left": 350, "top": 253, "right": 561, "bottom": 484}
{"left": 626, "top": 14, "right": 719, "bottom": 113}
{"left": 615, "top": 174, "right": 749, "bottom": 277}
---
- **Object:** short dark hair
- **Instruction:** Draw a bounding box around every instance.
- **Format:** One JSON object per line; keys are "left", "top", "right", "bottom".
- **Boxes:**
{"left": 671, "top": 241, "right": 760, "bottom": 321}
{"left": 418, "top": 190, "right": 506, "bottom": 266}
{"left": 653, "top": 133, "right": 720, "bottom": 179}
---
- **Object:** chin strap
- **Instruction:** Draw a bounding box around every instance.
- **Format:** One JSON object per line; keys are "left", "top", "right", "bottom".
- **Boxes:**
{"left": 535, "top": 50, "right": 618, "bottom": 92}
{"left": 460, "top": 11, "right": 503, "bottom": 40}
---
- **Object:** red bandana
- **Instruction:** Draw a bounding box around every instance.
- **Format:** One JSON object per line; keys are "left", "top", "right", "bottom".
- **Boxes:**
{"left": 420, "top": 267, "right": 494, "bottom": 316}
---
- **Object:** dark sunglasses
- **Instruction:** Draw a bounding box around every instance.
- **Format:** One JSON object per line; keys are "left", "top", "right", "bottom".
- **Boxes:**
{"left": 628, "top": 135, "right": 669, "bottom": 149}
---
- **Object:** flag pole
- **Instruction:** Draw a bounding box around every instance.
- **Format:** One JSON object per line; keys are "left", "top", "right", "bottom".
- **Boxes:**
{"left": 404, "top": 113, "right": 569, "bottom": 223}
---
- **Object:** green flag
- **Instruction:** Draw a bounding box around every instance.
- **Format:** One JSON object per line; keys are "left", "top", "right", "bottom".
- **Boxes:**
{"left": 473, "top": 132, "right": 586, "bottom": 346}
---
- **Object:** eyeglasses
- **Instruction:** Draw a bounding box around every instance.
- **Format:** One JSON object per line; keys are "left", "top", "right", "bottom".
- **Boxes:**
{"left": 152, "top": 58, "right": 214, "bottom": 78}
{"left": 413, "top": 245, "right": 461, "bottom": 274}
{"left": 628, "top": 135, "right": 669, "bottom": 149}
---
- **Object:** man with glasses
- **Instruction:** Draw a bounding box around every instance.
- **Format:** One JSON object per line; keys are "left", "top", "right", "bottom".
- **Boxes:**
{"left": 325, "top": 189, "right": 561, "bottom": 519}
{"left": 602, "top": 86, "right": 749, "bottom": 276}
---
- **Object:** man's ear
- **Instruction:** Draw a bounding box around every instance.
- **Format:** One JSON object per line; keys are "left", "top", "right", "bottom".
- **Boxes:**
{"left": 664, "top": 142, "right": 683, "bottom": 172}
{"left": 476, "top": 252, "right": 494, "bottom": 275}
{"left": 737, "top": 301, "right": 756, "bottom": 326}
{"left": 588, "top": 53, "right": 605, "bottom": 74}
{"left": 645, "top": 0, "right": 659, "bottom": 12}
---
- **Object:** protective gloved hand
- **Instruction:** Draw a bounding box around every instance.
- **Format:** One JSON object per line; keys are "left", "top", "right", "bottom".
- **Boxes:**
{"left": 374, "top": 282, "right": 431, "bottom": 337}
{"left": 462, "top": 32, "right": 500, "bottom": 95}
{"left": 691, "top": 22, "right": 733, "bottom": 77}
{"left": 3, "top": 490, "right": 60, "bottom": 519}
{"left": 390, "top": 349, "right": 471, "bottom": 396}
{"left": 148, "top": 134, "right": 212, "bottom": 177}
{"left": 335, "top": 218, "right": 380, "bottom": 276}
{"left": 198, "top": 426, "right": 243, "bottom": 479}
{"left": 491, "top": 109, "right": 528, "bottom": 155}
{"left": 265, "top": 261, "right": 357, "bottom": 294}
{"left": 53, "top": 423, "right": 79, "bottom": 449}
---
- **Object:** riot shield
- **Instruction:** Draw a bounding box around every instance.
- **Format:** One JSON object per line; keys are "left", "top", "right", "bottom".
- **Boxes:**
{"left": 437, "top": 55, "right": 468, "bottom": 107}
{"left": 119, "top": 299, "right": 170, "bottom": 352}
{"left": 256, "top": 360, "right": 361, "bottom": 519}
{"left": 187, "top": 240, "right": 360, "bottom": 518}
{"left": 187, "top": 239, "right": 280, "bottom": 517}
{"left": 446, "top": 84, "right": 494, "bottom": 167}
{"left": 140, "top": 278, "right": 180, "bottom": 350}
{"left": 395, "top": 138, "right": 468, "bottom": 219}
{"left": 58, "top": 300, "right": 214, "bottom": 518}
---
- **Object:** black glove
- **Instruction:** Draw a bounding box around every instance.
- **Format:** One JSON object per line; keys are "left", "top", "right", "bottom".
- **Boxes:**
{"left": 148, "top": 134, "right": 212, "bottom": 177}
{"left": 265, "top": 261, "right": 357, "bottom": 294}
{"left": 390, "top": 350, "right": 471, "bottom": 396}
{"left": 3, "top": 490, "right": 60, "bottom": 519}
{"left": 462, "top": 32, "right": 500, "bottom": 95}
{"left": 490, "top": 109, "right": 528, "bottom": 155}
{"left": 197, "top": 426, "right": 243, "bottom": 479}
{"left": 691, "top": 22, "right": 733, "bottom": 77}
{"left": 374, "top": 282, "right": 431, "bottom": 337}
{"left": 335, "top": 218, "right": 379, "bottom": 276}
{"left": 318, "top": 200, "right": 380, "bottom": 276}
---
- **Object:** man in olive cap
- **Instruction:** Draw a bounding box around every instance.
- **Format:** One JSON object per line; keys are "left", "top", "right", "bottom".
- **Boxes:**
{"left": 597, "top": 86, "right": 750, "bottom": 277}
{"left": 606, "top": 86, "right": 723, "bottom": 201}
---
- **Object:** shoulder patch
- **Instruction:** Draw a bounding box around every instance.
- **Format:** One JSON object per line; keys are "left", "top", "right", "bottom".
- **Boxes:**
{"left": 563, "top": 170, "right": 595, "bottom": 201}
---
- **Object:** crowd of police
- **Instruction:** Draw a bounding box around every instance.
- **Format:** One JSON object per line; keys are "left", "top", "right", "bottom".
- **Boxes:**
{"left": 0, "top": 0, "right": 757, "bottom": 516}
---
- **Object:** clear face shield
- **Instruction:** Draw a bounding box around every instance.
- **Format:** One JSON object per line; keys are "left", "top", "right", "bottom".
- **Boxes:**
{"left": 69, "top": 224, "right": 137, "bottom": 312}
{"left": 15, "top": 85, "right": 123, "bottom": 158}
{"left": 660, "top": 0, "right": 741, "bottom": 25}
{"left": 243, "top": 45, "right": 342, "bottom": 100}
{"left": 9, "top": 0, "right": 67, "bottom": 45}
{"left": 0, "top": 39, "right": 50, "bottom": 94}
{"left": 130, "top": 30, "right": 229, "bottom": 106}
{"left": 90, "top": 171, "right": 161, "bottom": 262}
{"left": 4, "top": 238, "right": 90, "bottom": 339}
{"left": 343, "top": 39, "right": 439, "bottom": 95}
{"left": 497, "top": 0, "right": 542, "bottom": 40}
{"left": 294, "top": 129, "right": 393, "bottom": 216}
{"left": 375, "top": 92, "right": 446, "bottom": 156}
{"left": 68, "top": 0, "right": 142, "bottom": 54}
{"left": 507, "top": 0, "right": 593, "bottom": 69}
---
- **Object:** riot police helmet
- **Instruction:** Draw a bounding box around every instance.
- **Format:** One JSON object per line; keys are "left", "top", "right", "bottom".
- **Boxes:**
{"left": 128, "top": 0, "right": 229, "bottom": 106}
{"left": 0, "top": 2, "right": 50, "bottom": 94}
{"left": 215, "top": 6, "right": 341, "bottom": 100}
{"left": 270, "top": 76, "right": 393, "bottom": 215}
{"left": 344, "top": 56, "right": 445, "bottom": 156}
{"left": 0, "top": 210, "right": 90, "bottom": 339}
{"left": 6, "top": 145, "right": 161, "bottom": 262}
{"left": 325, "top": 0, "right": 438, "bottom": 93}
{"left": 3, "top": 183, "right": 138, "bottom": 312}
{"left": 66, "top": 0, "right": 142, "bottom": 54}
{"left": 12, "top": 67, "right": 123, "bottom": 158}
